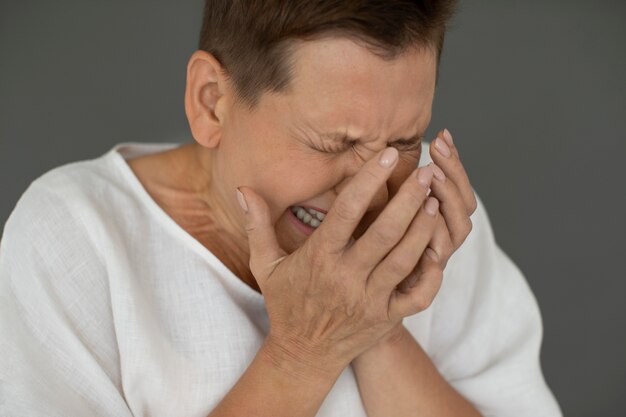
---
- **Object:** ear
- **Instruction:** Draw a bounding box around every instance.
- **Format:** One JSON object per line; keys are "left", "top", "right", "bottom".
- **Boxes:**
{"left": 184, "top": 50, "right": 229, "bottom": 148}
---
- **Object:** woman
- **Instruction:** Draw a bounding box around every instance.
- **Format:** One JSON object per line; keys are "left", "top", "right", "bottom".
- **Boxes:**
{"left": 0, "top": 1, "right": 562, "bottom": 416}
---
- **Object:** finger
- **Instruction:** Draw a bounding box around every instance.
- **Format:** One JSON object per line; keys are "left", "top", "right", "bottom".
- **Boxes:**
{"left": 345, "top": 165, "right": 434, "bottom": 272}
{"left": 429, "top": 129, "right": 478, "bottom": 215}
{"left": 388, "top": 247, "right": 444, "bottom": 320}
{"left": 366, "top": 196, "right": 439, "bottom": 294}
{"left": 237, "top": 187, "right": 288, "bottom": 285}
{"left": 395, "top": 216, "right": 452, "bottom": 292}
{"left": 425, "top": 215, "right": 455, "bottom": 270}
{"left": 427, "top": 162, "right": 473, "bottom": 250}
{"left": 313, "top": 147, "right": 400, "bottom": 254}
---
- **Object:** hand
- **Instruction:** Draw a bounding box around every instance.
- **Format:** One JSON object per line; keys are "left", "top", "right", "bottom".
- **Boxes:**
{"left": 237, "top": 147, "right": 442, "bottom": 378}
{"left": 424, "top": 128, "right": 478, "bottom": 264}
{"left": 372, "top": 128, "right": 478, "bottom": 349}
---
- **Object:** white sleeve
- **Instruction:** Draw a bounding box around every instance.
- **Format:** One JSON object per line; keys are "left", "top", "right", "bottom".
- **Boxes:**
{"left": 0, "top": 176, "right": 134, "bottom": 416}
{"left": 426, "top": 192, "right": 563, "bottom": 417}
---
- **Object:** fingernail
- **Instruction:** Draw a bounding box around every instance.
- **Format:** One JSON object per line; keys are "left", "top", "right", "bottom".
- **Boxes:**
{"left": 416, "top": 165, "right": 434, "bottom": 187}
{"left": 443, "top": 128, "right": 453, "bottom": 147}
{"left": 424, "top": 197, "right": 439, "bottom": 216}
{"left": 434, "top": 137, "right": 451, "bottom": 158}
{"left": 425, "top": 247, "right": 439, "bottom": 262}
{"left": 378, "top": 147, "right": 398, "bottom": 168}
{"left": 236, "top": 188, "right": 248, "bottom": 213}
{"left": 428, "top": 162, "right": 446, "bottom": 182}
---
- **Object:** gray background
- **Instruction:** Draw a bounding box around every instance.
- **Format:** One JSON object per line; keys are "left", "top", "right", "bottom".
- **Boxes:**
{"left": 1, "top": 0, "right": 624, "bottom": 415}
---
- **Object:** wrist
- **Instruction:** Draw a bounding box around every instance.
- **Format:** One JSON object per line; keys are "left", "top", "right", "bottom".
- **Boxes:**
{"left": 379, "top": 322, "right": 408, "bottom": 347}
{"left": 353, "top": 323, "right": 408, "bottom": 367}
{"left": 260, "top": 333, "right": 345, "bottom": 384}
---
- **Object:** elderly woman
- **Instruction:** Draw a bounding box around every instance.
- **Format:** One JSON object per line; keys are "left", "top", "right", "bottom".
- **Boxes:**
{"left": 0, "top": 1, "right": 562, "bottom": 416}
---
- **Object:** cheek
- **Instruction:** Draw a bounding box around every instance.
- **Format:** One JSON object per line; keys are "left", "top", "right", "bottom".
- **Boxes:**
{"left": 284, "top": 153, "right": 341, "bottom": 194}
{"left": 255, "top": 161, "right": 334, "bottom": 213}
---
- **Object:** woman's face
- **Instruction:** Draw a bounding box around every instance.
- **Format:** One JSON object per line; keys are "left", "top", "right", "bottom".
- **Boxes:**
{"left": 211, "top": 37, "right": 437, "bottom": 254}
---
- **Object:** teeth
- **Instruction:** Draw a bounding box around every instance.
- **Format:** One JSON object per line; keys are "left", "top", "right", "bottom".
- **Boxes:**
{"left": 307, "top": 208, "right": 325, "bottom": 221}
{"left": 291, "top": 205, "right": 324, "bottom": 228}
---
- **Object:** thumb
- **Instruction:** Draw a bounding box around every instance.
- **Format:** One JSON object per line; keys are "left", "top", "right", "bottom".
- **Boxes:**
{"left": 236, "top": 187, "right": 287, "bottom": 283}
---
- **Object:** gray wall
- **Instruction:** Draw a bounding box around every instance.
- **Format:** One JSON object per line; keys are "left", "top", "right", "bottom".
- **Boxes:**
{"left": 1, "top": 1, "right": 624, "bottom": 415}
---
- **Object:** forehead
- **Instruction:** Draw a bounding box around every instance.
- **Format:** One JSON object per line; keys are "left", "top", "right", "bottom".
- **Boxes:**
{"left": 277, "top": 36, "right": 437, "bottom": 138}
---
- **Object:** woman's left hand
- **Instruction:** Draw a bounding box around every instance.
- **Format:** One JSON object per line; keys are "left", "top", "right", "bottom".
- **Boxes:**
{"left": 366, "top": 128, "right": 478, "bottom": 349}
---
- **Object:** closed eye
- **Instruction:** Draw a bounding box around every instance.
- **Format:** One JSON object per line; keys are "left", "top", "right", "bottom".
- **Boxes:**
{"left": 312, "top": 138, "right": 422, "bottom": 153}
{"left": 391, "top": 138, "right": 423, "bottom": 151}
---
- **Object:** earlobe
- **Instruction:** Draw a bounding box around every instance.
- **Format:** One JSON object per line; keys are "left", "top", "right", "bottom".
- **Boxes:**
{"left": 184, "top": 50, "right": 227, "bottom": 148}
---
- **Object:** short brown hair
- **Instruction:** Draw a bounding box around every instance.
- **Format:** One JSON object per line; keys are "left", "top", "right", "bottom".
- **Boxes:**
{"left": 198, "top": 0, "right": 458, "bottom": 111}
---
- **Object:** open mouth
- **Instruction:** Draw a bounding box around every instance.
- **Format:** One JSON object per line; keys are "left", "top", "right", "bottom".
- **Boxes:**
{"left": 289, "top": 205, "right": 326, "bottom": 230}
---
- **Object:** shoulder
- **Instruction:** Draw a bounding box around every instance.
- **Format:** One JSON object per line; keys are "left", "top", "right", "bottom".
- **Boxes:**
{"left": 1, "top": 159, "right": 110, "bottom": 282}
{"left": 0, "top": 156, "right": 129, "bottom": 408}
{"left": 0, "top": 149, "right": 125, "bottom": 336}
{"left": 0, "top": 149, "right": 128, "bottom": 276}
{"left": 2, "top": 146, "right": 142, "bottom": 249}
{"left": 22, "top": 149, "right": 125, "bottom": 208}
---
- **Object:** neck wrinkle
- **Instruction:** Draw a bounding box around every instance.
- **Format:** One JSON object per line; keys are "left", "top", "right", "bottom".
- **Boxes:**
{"left": 190, "top": 144, "right": 259, "bottom": 293}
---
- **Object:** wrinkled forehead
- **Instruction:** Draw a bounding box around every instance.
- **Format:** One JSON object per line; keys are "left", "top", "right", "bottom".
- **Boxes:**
{"left": 279, "top": 37, "right": 437, "bottom": 137}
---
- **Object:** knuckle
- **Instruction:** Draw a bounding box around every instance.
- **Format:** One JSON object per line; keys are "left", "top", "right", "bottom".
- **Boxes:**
{"left": 404, "top": 187, "right": 426, "bottom": 207}
{"left": 453, "top": 219, "right": 472, "bottom": 249}
{"left": 413, "top": 293, "right": 433, "bottom": 312}
{"left": 463, "top": 218, "right": 473, "bottom": 237}
{"left": 434, "top": 267, "right": 444, "bottom": 285}
{"left": 412, "top": 270, "right": 443, "bottom": 311}
{"left": 362, "top": 167, "right": 385, "bottom": 183}
{"left": 468, "top": 194, "right": 478, "bottom": 215}
{"left": 306, "top": 240, "right": 340, "bottom": 274}
{"left": 306, "top": 245, "right": 326, "bottom": 269}
{"left": 386, "top": 257, "right": 412, "bottom": 277}
{"left": 456, "top": 220, "right": 472, "bottom": 249}
{"left": 369, "top": 224, "right": 399, "bottom": 248}
{"left": 443, "top": 238, "right": 455, "bottom": 258}
{"left": 333, "top": 198, "right": 360, "bottom": 223}
{"left": 313, "top": 229, "right": 342, "bottom": 256}
{"left": 243, "top": 222, "right": 258, "bottom": 235}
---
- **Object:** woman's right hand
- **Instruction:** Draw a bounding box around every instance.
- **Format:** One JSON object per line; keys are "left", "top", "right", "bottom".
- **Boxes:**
{"left": 237, "top": 147, "right": 442, "bottom": 378}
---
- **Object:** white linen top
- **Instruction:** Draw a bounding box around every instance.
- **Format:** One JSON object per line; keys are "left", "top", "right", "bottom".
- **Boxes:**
{"left": 0, "top": 142, "right": 562, "bottom": 417}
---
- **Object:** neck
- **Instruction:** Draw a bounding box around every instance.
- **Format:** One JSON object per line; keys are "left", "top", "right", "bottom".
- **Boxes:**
{"left": 195, "top": 144, "right": 263, "bottom": 293}
{"left": 168, "top": 143, "right": 262, "bottom": 293}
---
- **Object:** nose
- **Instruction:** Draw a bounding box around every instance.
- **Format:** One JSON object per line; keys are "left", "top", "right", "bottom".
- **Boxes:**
{"left": 333, "top": 152, "right": 390, "bottom": 214}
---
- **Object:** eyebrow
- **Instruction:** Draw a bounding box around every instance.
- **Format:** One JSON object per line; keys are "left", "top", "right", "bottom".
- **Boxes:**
{"left": 319, "top": 131, "right": 424, "bottom": 145}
